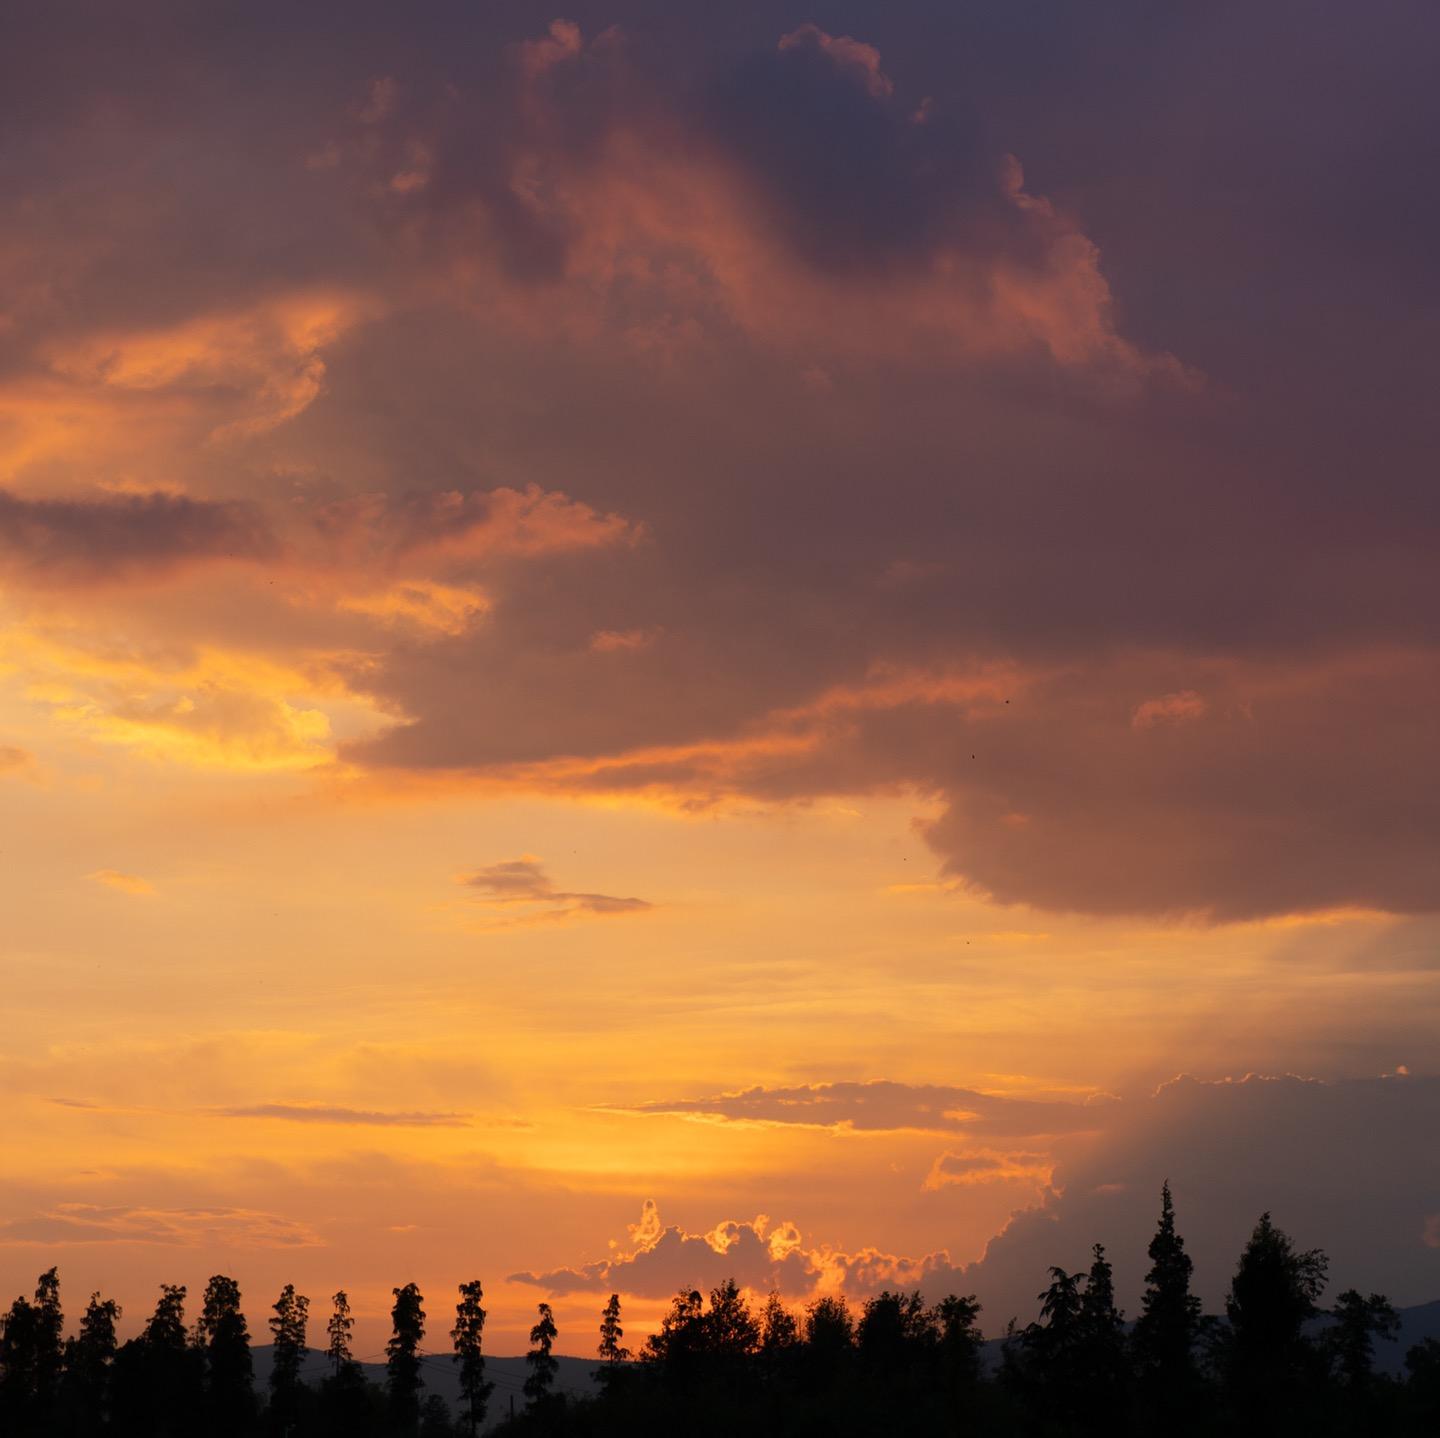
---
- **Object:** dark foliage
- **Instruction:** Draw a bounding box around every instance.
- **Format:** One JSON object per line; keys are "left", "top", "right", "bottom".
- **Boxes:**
{"left": 3, "top": 1190, "right": 1439, "bottom": 1437}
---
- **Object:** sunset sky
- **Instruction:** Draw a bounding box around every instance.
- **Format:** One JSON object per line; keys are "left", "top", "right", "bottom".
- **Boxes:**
{"left": 3, "top": 1, "right": 1439, "bottom": 1355}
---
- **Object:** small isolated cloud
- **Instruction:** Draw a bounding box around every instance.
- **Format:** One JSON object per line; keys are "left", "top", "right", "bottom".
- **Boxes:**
{"left": 461, "top": 857, "right": 652, "bottom": 923}
{"left": 219, "top": 1102, "right": 470, "bottom": 1127}
{"left": 0, "top": 745, "right": 33, "bottom": 775}
{"left": 1131, "top": 689, "right": 1208, "bottom": 730}
{"left": 589, "top": 627, "right": 661, "bottom": 653}
{"left": 87, "top": 869, "right": 155, "bottom": 897}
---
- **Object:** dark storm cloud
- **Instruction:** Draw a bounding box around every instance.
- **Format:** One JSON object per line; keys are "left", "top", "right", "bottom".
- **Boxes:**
{"left": 966, "top": 1073, "right": 1440, "bottom": 1321}
{"left": 700, "top": 23, "right": 1009, "bottom": 273}
{"left": 4, "top": 3, "right": 1440, "bottom": 918}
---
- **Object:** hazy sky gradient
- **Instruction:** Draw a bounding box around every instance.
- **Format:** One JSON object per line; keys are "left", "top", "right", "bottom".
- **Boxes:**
{"left": 2, "top": 0, "right": 1438, "bottom": 1351}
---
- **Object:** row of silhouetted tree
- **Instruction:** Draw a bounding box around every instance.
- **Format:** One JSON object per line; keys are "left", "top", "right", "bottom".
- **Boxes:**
{"left": 3, "top": 1186, "right": 1439, "bottom": 1436}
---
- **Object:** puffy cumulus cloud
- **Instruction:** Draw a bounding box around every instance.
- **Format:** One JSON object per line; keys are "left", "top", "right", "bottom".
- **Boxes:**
{"left": 370, "top": 18, "right": 1173, "bottom": 380}
{"left": 0, "top": 1203, "right": 320, "bottom": 1249}
{"left": 0, "top": 488, "right": 273, "bottom": 587}
{"left": 461, "top": 857, "right": 652, "bottom": 922}
{"left": 965, "top": 1073, "right": 1440, "bottom": 1323}
{"left": 511, "top": 1203, "right": 814, "bottom": 1298}
{"left": 512, "top": 1200, "right": 986, "bottom": 1308}
{"left": 621, "top": 1079, "right": 1111, "bottom": 1140}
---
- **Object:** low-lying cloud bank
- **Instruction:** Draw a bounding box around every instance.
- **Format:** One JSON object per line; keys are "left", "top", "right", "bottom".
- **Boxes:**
{"left": 517, "top": 1073, "right": 1440, "bottom": 1323}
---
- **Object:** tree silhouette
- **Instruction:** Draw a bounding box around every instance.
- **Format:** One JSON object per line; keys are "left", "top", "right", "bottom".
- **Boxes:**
{"left": 451, "top": 1279, "right": 495, "bottom": 1435}
{"left": 197, "top": 1275, "right": 255, "bottom": 1437}
{"left": 706, "top": 1280, "right": 760, "bottom": 1358}
{"left": 857, "top": 1289, "right": 933, "bottom": 1368}
{"left": 1009, "top": 1266, "right": 1087, "bottom": 1431}
{"left": 386, "top": 1283, "right": 427, "bottom": 1436}
{"left": 2, "top": 1201, "right": 1436, "bottom": 1438}
{"left": 933, "top": 1293, "right": 984, "bottom": 1397}
{"left": 268, "top": 1283, "right": 310, "bottom": 1435}
{"left": 1406, "top": 1336, "right": 1440, "bottom": 1433}
{"left": 325, "top": 1290, "right": 354, "bottom": 1376}
{"left": 111, "top": 1284, "right": 202, "bottom": 1438}
{"left": 1133, "top": 1182, "right": 1204, "bottom": 1428}
{"left": 644, "top": 1290, "right": 704, "bottom": 1374}
{"left": 597, "top": 1292, "right": 631, "bottom": 1388}
{"left": 1325, "top": 1288, "right": 1399, "bottom": 1391}
{"left": 57, "top": 1290, "right": 121, "bottom": 1435}
{"left": 802, "top": 1293, "right": 853, "bottom": 1362}
{"left": 524, "top": 1302, "right": 559, "bottom": 1407}
{"left": 32, "top": 1268, "right": 63, "bottom": 1426}
{"left": 0, "top": 1285, "right": 40, "bottom": 1435}
{"left": 418, "top": 1392, "right": 454, "bottom": 1436}
{"left": 758, "top": 1291, "right": 799, "bottom": 1356}
{"left": 1224, "top": 1212, "right": 1329, "bottom": 1435}
{"left": 1076, "top": 1244, "right": 1127, "bottom": 1434}
{"left": 317, "top": 1291, "right": 369, "bottom": 1438}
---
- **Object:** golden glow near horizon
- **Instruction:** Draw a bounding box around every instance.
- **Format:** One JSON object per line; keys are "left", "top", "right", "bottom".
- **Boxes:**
{"left": 3, "top": 7, "right": 1439, "bottom": 1358}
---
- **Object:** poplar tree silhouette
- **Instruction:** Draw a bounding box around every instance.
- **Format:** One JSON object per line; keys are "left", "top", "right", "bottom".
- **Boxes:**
{"left": 386, "top": 1283, "right": 427, "bottom": 1435}
{"left": 1077, "top": 1244, "right": 1127, "bottom": 1433}
{"left": 317, "top": 1290, "right": 367, "bottom": 1438}
{"left": 524, "top": 1302, "right": 559, "bottom": 1407}
{"left": 268, "top": 1283, "right": 310, "bottom": 1434}
{"left": 325, "top": 1290, "right": 354, "bottom": 1376}
{"left": 57, "top": 1290, "right": 121, "bottom": 1435}
{"left": 1133, "top": 1181, "right": 1203, "bottom": 1427}
{"left": 111, "top": 1283, "right": 202, "bottom": 1438}
{"left": 0, "top": 1284, "right": 40, "bottom": 1435}
{"left": 597, "top": 1292, "right": 631, "bottom": 1387}
{"left": 32, "top": 1268, "right": 63, "bottom": 1426}
{"left": 197, "top": 1275, "right": 255, "bottom": 1437}
{"left": 451, "top": 1279, "right": 495, "bottom": 1435}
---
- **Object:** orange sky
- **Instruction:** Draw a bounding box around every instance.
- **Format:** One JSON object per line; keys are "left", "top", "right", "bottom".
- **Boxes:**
{"left": 2, "top": 2, "right": 1439, "bottom": 1356}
